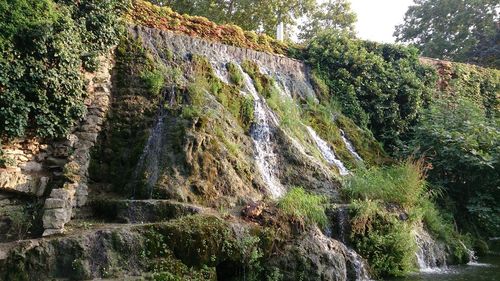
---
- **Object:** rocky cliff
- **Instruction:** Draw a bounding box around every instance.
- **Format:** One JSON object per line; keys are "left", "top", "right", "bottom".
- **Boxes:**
{"left": 0, "top": 20, "right": 385, "bottom": 279}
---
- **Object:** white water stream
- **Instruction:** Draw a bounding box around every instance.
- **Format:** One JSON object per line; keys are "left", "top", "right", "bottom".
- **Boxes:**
{"left": 414, "top": 228, "right": 448, "bottom": 272}
{"left": 340, "top": 129, "right": 363, "bottom": 162}
{"left": 239, "top": 65, "right": 284, "bottom": 198}
{"left": 306, "top": 126, "right": 350, "bottom": 176}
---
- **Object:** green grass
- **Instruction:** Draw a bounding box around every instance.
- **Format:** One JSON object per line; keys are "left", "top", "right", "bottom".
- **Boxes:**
{"left": 278, "top": 187, "right": 328, "bottom": 228}
{"left": 344, "top": 159, "right": 472, "bottom": 276}
{"left": 343, "top": 159, "right": 428, "bottom": 208}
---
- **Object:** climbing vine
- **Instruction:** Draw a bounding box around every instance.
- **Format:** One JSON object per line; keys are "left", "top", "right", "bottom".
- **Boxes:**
{"left": 0, "top": 0, "right": 122, "bottom": 140}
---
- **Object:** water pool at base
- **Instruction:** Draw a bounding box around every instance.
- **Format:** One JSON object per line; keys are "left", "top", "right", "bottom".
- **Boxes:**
{"left": 386, "top": 256, "right": 500, "bottom": 281}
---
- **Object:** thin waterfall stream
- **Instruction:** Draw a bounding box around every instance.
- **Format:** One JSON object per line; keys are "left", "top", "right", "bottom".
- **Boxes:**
{"left": 306, "top": 126, "right": 350, "bottom": 176}
{"left": 414, "top": 228, "right": 448, "bottom": 272}
{"left": 131, "top": 88, "right": 170, "bottom": 199}
{"left": 340, "top": 129, "right": 363, "bottom": 162}
{"left": 239, "top": 64, "right": 284, "bottom": 198}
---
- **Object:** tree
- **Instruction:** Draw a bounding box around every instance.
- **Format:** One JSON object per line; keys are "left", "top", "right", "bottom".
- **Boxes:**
{"left": 298, "top": 0, "right": 357, "bottom": 41}
{"left": 409, "top": 97, "right": 500, "bottom": 236}
{"left": 150, "top": 0, "right": 316, "bottom": 37}
{"left": 394, "top": 0, "right": 500, "bottom": 69}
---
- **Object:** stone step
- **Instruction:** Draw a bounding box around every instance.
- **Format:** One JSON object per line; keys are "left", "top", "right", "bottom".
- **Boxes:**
{"left": 89, "top": 199, "right": 202, "bottom": 224}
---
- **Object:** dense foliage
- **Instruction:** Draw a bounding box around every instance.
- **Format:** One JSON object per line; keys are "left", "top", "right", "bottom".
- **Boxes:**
{"left": 408, "top": 97, "right": 500, "bottom": 237}
{"left": 298, "top": 0, "right": 356, "bottom": 41}
{"left": 305, "top": 31, "right": 437, "bottom": 152}
{"left": 0, "top": 0, "right": 121, "bottom": 139}
{"left": 345, "top": 160, "right": 469, "bottom": 277}
{"left": 148, "top": 0, "right": 316, "bottom": 37}
{"left": 395, "top": 0, "right": 500, "bottom": 68}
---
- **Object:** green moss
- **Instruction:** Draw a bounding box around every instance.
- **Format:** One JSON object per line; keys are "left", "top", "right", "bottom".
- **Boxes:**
{"left": 140, "top": 68, "right": 165, "bottom": 98}
{"left": 336, "top": 115, "right": 389, "bottom": 166}
{"left": 303, "top": 99, "right": 358, "bottom": 169}
{"left": 227, "top": 62, "right": 244, "bottom": 88}
{"left": 190, "top": 55, "right": 254, "bottom": 131}
{"left": 241, "top": 60, "right": 275, "bottom": 98}
{"left": 89, "top": 34, "right": 165, "bottom": 196}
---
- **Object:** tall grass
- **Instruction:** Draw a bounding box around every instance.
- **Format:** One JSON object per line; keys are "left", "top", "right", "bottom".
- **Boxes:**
{"left": 344, "top": 159, "right": 428, "bottom": 208}
{"left": 278, "top": 187, "right": 328, "bottom": 228}
{"left": 345, "top": 158, "right": 471, "bottom": 276}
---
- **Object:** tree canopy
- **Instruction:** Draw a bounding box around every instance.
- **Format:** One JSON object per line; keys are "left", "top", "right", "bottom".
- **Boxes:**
{"left": 149, "top": 0, "right": 357, "bottom": 39}
{"left": 298, "top": 0, "right": 357, "bottom": 41}
{"left": 394, "top": 0, "right": 500, "bottom": 69}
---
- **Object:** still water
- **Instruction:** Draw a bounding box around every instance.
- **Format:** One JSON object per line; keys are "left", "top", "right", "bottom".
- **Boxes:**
{"left": 387, "top": 256, "right": 500, "bottom": 281}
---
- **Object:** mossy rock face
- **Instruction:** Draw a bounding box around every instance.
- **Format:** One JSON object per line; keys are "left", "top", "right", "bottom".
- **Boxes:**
{"left": 1, "top": 216, "right": 241, "bottom": 280}
{"left": 90, "top": 35, "right": 261, "bottom": 207}
{"left": 1, "top": 229, "right": 147, "bottom": 281}
{"left": 144, "top": 216, "right": 237, "bottom": 267}
{"left": 90, "top": 199, "right": 202, "bottom": 223}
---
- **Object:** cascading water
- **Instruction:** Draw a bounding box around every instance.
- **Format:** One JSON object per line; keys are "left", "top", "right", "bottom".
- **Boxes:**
{"left": 345, "top": 248, "right": 372, "bottom": 281}
{"left": 306, "top": 126, "right": 350, "bottom": 176}
{"left": 210, "top": 61, "right": 230, "bottom": 84}
{"left": 340, "top": 129, "right": 363, "bottom": 162}
{"left": 332, "top": 205, "right": 350, "bottom": 244}
{"left": 239, "top": 65, "right": 284, "bottom": 198}
{"left": 132, "top": 114, "right": 165, "bottom": 199}
{"left": 414, "top": 228, "right": 448, "bottom": 272}
{"left": 460, "top": 240, "right": 478, "bottom": 265}
{"left": 132, "top": 89, "right": 171, "bottom": 199}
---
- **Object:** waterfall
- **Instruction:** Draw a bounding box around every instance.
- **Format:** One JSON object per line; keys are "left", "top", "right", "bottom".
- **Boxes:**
{"left": 345, "top": 248, "right": 372, "bottom": 281}
{"left": 331, "top": 204, "right": 350, "bottom": 244}
{"left": 132, "top": 113, "right": 166, "bottom": 199}
{"left": 460, "top": 240, "right": 478, "bottom": 265}
{"left": 239, "top": 65, "right": 284, "bottom": 198}
{"left": 306, "top": 126, "right": 350, "bottom": 176}
{"left": 340, "top": 129, "right": 363, "bottom": 162}
{"left": 414, "top": 228, "right": 448, "bottom": 272}
{"left": 210, "top": 61, "right": 230, "bottom": 84}
{"left": 320, "top": 226, "right": 371, "bottom": 281}
{"left": 131, "top": 88, "right": 171, "bottom": 199}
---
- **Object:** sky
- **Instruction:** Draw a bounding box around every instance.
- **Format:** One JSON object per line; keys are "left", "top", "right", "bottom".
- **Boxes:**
{"left": 347, "top": 0, "right": 415, "bottom": 43}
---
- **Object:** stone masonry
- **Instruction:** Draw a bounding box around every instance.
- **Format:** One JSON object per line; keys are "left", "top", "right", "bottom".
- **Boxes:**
{"left": 41, "top": 53, "right": 114, "bottom": 236}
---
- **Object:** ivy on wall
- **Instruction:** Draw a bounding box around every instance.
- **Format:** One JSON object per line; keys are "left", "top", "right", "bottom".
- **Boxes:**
{"left": 0, "top": 0, "right": 122, "bottom": 140}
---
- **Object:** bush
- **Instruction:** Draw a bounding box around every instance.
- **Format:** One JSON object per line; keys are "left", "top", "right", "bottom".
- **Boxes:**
{"left": 278, "top": 187, "right": 328, "bottom": 228}
{"left": 350, "top": 200, "right": 417, "bottom": 277}
{"left": 227, "top": 62, "right": 244, "bottom": 88}
{"left": 409, "top": 97, "right": 500, "bottom": 237}
{"left": 344, "top": 160, "right": 470, "bottom": 276}
{"left": 305, "top": 31, "right": 437, "bottom": 152}
{"left": 141, "top": 69, "right": 165, "bottom": 97}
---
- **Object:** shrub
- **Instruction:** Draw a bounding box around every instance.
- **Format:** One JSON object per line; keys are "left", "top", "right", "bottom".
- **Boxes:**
{"left": 350, "top": 199, "right": 417, "bottom": 277}
{"left": 409, "top": 97, "right": 500, "bottom": 237}
{"left": 127, "top": 0, "right": 288, "bottom": 55}
{"left": 305, "top": 31, "right": 437, "bottom": 152}
{"left": 141, "top": 68, "right": 165, "bottom": 97}
{"left": 344, "top": 159, "right": 471, "bottom": 276}
{"left": 278, "top": 187, "right": 328, "bottom": 228}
